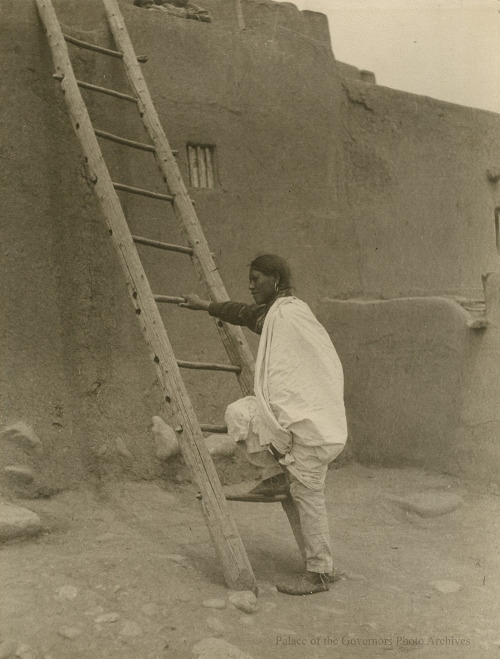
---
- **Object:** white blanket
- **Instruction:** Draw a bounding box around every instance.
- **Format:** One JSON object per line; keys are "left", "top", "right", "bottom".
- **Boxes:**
{"left": 253, "top": 296, "right": 347, "bottom": 455}
{"left": 225, "top": 297, "right": 347, "bottom": 489}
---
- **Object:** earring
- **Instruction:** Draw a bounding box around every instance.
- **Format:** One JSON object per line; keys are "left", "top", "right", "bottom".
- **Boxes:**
{"left": 274, "top": 281, "right": 279, "bottom": 292}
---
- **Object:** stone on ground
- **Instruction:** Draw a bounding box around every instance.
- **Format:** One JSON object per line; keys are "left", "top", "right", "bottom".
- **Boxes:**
{"left": 202, "top": 599, "right": 226, "bottom": 610}
{"left": 0, "top": 422, "right": 43, "bottom": 453}
{"left": 152, "top": 416, "right": 180, "bottom": 461}
{"left": 3, "top": 466, "right": 34, "bottom": 485}
{"left": 115, "top": 438, "right": 133, "bottom": 460}
{"left": 206, "top": 616, "right": 225, "bottom": 636}
{"left": 205, "top": 434, "right": 236, "bottom": 457}
{"left": 120, "top": 621, "right": 143, "bottom": 637}
{"left": 141, "top": 602, "right": 160, "bottom": 616}
{"left": 391, "top": 491, "right": 463, "bottom": 517}
{"left": 55, "top": 585, "right": 79, "bottom": 600}
{"left": 0, "top": 503, "right": 41, "bottom": 543}
{"left": 228, "top": 591, "right": 257, "bottom": 614}
{"left": 13, "top": 644, "right": 37, "bottom": 659}
{"left": 0, "top": 640, "right": 17, "bottom": 659}
{"left": 192, "top": 637, "right": 254, "bottom": 659}
{"left": 431, "top": 580, "right": 462, "bottom": 593}
{"left": 57, "top": 627, "right": 81, "bottom": 640}
{"left": 165, "top": 554, "right": 188, "bottom": 564}
{"left": 95, "top": 612, "right": 120, "bottom": 624}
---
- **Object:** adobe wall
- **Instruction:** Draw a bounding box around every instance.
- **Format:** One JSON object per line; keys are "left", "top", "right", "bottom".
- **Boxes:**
{"left": 319, "top": 281, "right": 500, "bottom": 488}
{"left": 340, "top": 81, "right": 500, "bottom": 299}
{"left": 1, "top": 0, "right": 500, "bottom": 490}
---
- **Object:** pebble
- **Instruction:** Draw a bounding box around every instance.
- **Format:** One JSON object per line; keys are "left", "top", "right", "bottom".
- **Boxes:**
{"left": 57, "top": 627, "right": 81, "bottom": 640}
{"left": 95, "top": 445, "right": 108, "bottom": 457}
{"left": 120, "top": 621, "right": 143, "bottom": 638}
{"left": 431, "top": 580, "right": 462, "bottom": 594}
{"left": 206, "top": 617, "right": 225, "bottom": 636}
{"left": 55, "top": 585, "right": 78, "bottom": 601}
{"left": 391, "top": 492, "right": 463, "bottom": 517}
{"left": 192, "top": 637, "right": 254, "bottom": 659}
{"left": 165, "top": 554, "right": 188, "bottom": 564}
{"left": 1, "top": 422, "right": 43, "bottom": 453}
{"left": 330, "top": 607, "right": 347, "bottom": 615}
{"left": 202, "top": 599, "right": 226, "bottom": 610}
{"left": 95, "top": 612, "right": 120, "bottom": 624}
{"left": 258, "top": 582, "right": 278, "bottom": 595}
{"left": 14, "top": 645, "right": 36, "bottom": 659}
{"left": 361, "top": 622, "right": 378, "bottom": 631}
{"left": 84, "top": 606, "right": 104, "bottom": 616}
{"left": 115, "top": 438, "right": 133, "bottom": 460}
{"left": 152, "top": 417, "right": 180, "bottom": 461}
{"left": 239, "top": 616, "right": 254, "bottom": 626}
{"left": 205, "top": 434, "right": 236, "bottom": 457}
{"left": 3, "top": 466, "right": 34, "bottom": 485}
{"left": 96, "top": 532, "right": 116, "bottom": 543}
{"left": 340, "top": 570, "right": 367, "bottom": 582}
{"left": 0, "top": 641, "right": 17, "bottom": 659}
{"left": 0, "top": 504, "right": 41, "bottom": 543}
{"left": 228, "top": 591, "right": 257, "bottom": 614}
{"left": 141, "top": 602, "right": 159, "bottom": 617}
{"left": 176, "top": 593, "right": 191, "bottom": 603}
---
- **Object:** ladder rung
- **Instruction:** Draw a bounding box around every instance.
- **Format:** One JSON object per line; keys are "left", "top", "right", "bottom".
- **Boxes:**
{"left": 95, "top": 130, "right": 179, "bottom": 157}
{"left": 154, "top": 295, "right": 186, "bottom": 304}
{"left": 53, "top": 73, "right": 137, "bottom": 103}
{"left": 63, "top": 33, "right": 148, "bottom": 63}
{"left": 95, "top": 129, "right": 155, "bottom": 153}
{"left": 200, "top": 424, "right": 228, "bottom": 434}
{"left": 176, "top": 360, "right": 242, "bottom": 374}
{"left": 113, "top": 182, "right": 174, "bottom": 202}
{"left": 134, "top": 236, "right": 193, "bottom": 255}
{"left": 76, "top": 78, "right": 138, "bottom": 103}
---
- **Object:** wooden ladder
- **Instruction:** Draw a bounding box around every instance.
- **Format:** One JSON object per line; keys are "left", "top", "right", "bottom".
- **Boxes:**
{"left": 35, "top": 0, "right": 257, "bottom": 593}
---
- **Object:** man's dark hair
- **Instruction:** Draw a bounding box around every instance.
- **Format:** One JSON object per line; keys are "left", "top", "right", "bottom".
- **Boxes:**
{"left": 250, "top": 254, "right": 293, "bottom": 292}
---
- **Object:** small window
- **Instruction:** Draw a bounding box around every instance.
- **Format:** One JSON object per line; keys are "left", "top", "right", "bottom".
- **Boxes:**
{"left": 495, "top": 208, "right": 500, "bottom": 255}
{"left": 187, "top": 144, "right": 217, "bottom": 189}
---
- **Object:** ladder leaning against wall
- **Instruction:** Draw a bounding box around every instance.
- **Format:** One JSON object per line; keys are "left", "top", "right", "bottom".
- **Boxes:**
{"left": 35, "top": 0, "right": 258, "bottom": 592}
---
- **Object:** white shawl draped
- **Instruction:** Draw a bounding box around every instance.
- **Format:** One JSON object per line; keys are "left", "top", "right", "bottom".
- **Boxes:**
{"left": 254, "top": 296, "right": 347, "bottom": 451}
{"left": 226, "top": 297, "right": 347, "bottom": 489}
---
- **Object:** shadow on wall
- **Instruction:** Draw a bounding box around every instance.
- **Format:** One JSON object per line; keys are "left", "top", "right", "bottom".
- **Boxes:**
{"left": 319, "top": 273, "right": 500, "bottom": 488}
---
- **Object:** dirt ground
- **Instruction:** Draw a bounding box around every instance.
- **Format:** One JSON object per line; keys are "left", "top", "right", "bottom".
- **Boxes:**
{"left": 1, "top": 463, "right": 499, "bottom": 659}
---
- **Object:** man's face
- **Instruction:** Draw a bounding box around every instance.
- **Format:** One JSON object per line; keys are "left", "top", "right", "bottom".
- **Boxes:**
{"left": 249, "top": 269, "right": 277, "bottom": 305}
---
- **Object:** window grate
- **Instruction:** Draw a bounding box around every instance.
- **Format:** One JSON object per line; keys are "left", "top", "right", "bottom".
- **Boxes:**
{"left": 495, "top": 208, "right": 500, "bottom": 255}
{"left": 187, "top": 144, "right": 217, "bottom": 189}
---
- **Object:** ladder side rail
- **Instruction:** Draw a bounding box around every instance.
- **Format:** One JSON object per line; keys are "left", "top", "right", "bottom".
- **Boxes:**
{"left": 102, "top": 0, "right": 255, "bottom": 396}
{"left": 35, "top": 0, "right": 256, "bottom": 594}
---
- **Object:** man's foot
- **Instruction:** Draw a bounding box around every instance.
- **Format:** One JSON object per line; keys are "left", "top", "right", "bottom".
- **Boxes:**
{"left": 276, "top": 571, "right": 329, "bottom": 596}
{"left": 225, "top": 473, "right": 289, "bottom": 503}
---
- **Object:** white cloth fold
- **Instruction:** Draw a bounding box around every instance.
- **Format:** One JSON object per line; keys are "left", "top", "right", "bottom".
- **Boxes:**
{"left": 225, "top": 296, "right": 347, "bottom": 490}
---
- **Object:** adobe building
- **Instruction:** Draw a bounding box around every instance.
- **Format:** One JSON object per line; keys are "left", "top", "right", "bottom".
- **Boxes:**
{"left": 1, "top": 0, "right": 500, "bottom": 495}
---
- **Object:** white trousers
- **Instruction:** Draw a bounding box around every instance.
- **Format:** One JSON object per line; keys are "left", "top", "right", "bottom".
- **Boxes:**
{"left": 237, "top": 441, "right": 343, "bottom": 574}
